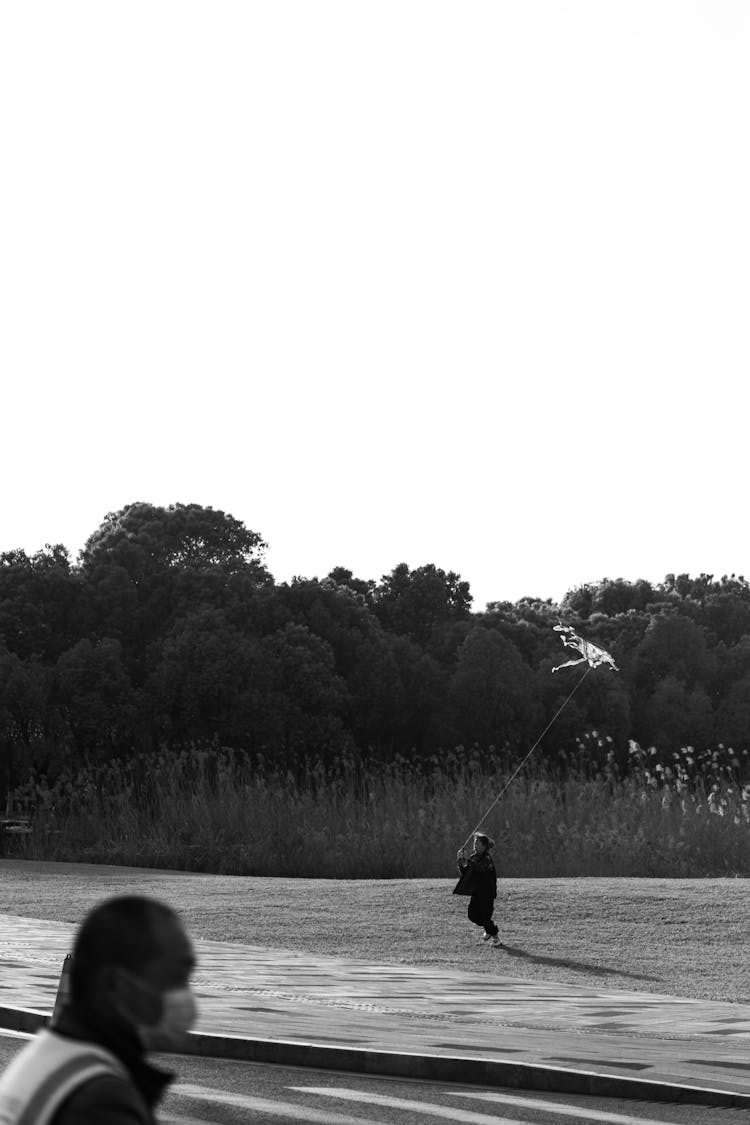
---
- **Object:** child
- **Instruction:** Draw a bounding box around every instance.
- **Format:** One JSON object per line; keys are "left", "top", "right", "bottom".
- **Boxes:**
{"left": 455, "top": 833, "right": 502, "bottom": 947}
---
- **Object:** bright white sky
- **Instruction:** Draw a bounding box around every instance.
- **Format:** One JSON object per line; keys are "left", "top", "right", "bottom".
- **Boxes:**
{"left": 2, "top": 2, "right": 748, "bottom": 611}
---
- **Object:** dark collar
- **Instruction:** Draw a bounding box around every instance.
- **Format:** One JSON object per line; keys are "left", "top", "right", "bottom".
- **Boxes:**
{"left": 52, "top": 1003, "right": 173, "bottom": 1108}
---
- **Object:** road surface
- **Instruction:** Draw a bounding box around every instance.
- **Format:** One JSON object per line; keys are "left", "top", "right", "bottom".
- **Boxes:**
{"left": 0, "top": 1032, "right": 743, "bottom": 1125}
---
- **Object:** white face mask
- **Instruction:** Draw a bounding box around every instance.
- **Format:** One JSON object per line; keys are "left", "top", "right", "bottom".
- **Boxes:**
{"left": 117, "top": 973, "right": 198, "bottom": 1048}
{"left": 149, "top": 986, "right": 198, "bottom": 1039}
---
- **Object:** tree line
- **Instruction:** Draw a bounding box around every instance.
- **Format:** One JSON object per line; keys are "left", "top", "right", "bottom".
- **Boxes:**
{"left": 2, "top": 501, "right": 750, "bottom": 797}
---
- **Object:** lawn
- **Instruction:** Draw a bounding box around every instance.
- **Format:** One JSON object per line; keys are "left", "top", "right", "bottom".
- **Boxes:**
{"left": 1, "top": 859, "right": 748, "bottom": 1005}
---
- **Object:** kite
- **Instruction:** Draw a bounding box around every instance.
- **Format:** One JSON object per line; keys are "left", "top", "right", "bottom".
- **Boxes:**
{"left": 456, "top": 622, "right": 619, "bottom": 853}
{"left": 552, "top": 624, "right": 618, "bottom": 673}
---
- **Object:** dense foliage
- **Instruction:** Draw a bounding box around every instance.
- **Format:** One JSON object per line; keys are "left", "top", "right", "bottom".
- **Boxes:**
{"left": 9, "top": 741, "right": 750, "bottom": 876}
{"left": 2, "top": 502, "right": 750, "bottom": 801}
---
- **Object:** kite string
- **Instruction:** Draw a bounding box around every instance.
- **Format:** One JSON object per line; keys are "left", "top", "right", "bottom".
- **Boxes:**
{"left": 460, "top": 662, "right": 593, "bottom": 853}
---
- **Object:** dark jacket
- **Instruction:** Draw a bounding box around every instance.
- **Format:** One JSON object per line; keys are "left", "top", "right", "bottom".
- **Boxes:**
{"left": 50, "top": 1003, "right": 173, "bottom": 1125}
{"left": 454, "top": 850, "right": 497, "bottom": 899}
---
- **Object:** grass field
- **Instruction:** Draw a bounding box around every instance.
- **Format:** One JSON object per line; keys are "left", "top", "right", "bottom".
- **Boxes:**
{"left": 1, "top": 858, "right": 748, "bottom": 1006}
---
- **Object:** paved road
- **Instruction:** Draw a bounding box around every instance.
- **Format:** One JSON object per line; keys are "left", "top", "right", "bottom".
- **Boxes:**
{"left": 4, "top": 913, "right": 750, "bottom": 1101}
{"left": 0, "top": 1035, "right": 744, "bottom": 1125}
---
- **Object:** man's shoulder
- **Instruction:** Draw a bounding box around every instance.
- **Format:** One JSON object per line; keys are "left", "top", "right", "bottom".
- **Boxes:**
{"left": 54, "top": 1071, "right": 151, "bottom": 1125}
{"left": 0, "top": 1029, "right": 136, "bottom": 1125}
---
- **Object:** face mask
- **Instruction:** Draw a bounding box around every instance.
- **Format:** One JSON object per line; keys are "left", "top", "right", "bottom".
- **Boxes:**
{"left": 149, "top": 987, "right": 198, "bottom": 1039}
{"left": 117, "top": 972, "right": 198, "bottom": 1048}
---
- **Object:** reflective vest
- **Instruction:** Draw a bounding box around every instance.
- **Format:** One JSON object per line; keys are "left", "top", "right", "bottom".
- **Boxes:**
{"left": 0, "top": 1029, "right": 127, "bottom": 1125}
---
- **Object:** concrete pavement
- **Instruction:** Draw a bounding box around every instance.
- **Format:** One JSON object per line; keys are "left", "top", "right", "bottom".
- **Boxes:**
{"left": 2, "top": 913, "right": 750, "bottom": 1106}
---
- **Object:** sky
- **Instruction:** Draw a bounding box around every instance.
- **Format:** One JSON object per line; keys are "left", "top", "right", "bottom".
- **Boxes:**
{"left": 2, "top": 2, "right": 748, "bottom": 612}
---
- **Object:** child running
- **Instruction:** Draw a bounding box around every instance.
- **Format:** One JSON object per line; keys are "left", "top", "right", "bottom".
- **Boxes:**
{"left": 455, "top": 833, "right": 502, "bottom": 947}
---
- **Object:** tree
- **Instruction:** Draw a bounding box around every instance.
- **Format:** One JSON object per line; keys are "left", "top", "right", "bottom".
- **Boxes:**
{"left": 0, "top": 545, "right": 85, "bottom": 661}
{"left": 149, "top": 613, "right": 350, "bottom": 759}
{"left": 562, "top": 578, "right": 658, "bottom": 621}
{"left": 80, "top": 502, "right": 271, "bottom": 580}
{"left": 642, "top": 677, "right": 714, "bottom": 751}
{"left": 479, "top": 598, "right": 560, "bottom": 667}
{"left": 592, "top": 578, "right": 657, "bottom": 617}
{"left": 52, "top": 638, "right": 138, "bottom": 762}
{"left": 714, "top": 675, "right": 750, "bottom": 751}
{"left": 259, "top": 623, "right": 351, "bottom": 758}
{"left": 271, "top": 578, "right": 402, "bottom": 749}
{"left": 560, "top": 584, "right": 595, "bottom": 620}
{"left": 277, "top": 578, "right": 381, "bottom": 672}
{"left": 447, "top": 628, "right": 542, "bottom": 749}
{"left": 0, "top": 645, "right": 50, "bottom": 793}
{"left": 324, "top": 567, "right": 376, "bottom": 606}
{"left": 375, "top": 634, "right": 449, "bottom": 755}
{"left": 373, "top": 563, "right": 472, "bottom": 644}
{"left": 702, "top": 577, "right": 750, "bottom": 646}
{"left": 631, "top": 611, "right": 715, "bottom": 693}
{"left": 148, "top": 608, "right": 266, "bottom": 748}
{"left": 79, "top": 503, "right": 271, "bottom": 685}
{"left": 663, "top": 572, "right": 718, "bottom": 602}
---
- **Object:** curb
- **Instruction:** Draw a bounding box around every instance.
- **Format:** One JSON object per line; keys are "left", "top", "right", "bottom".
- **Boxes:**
{"left": 0, "top": 1006, "right": 49, "bottom": 1036}
{"left": 2, "top": 1005, "right": 750, "bottom": 1110}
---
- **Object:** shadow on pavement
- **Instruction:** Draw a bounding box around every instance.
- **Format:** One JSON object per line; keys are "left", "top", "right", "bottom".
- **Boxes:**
{"left": 499, "top": 944, "right": 662, "bottom": 984}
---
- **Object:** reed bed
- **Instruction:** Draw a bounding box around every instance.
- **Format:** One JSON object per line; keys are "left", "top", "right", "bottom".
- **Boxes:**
{"left": 6, "top": 738, "right": 750, "bottom": 877}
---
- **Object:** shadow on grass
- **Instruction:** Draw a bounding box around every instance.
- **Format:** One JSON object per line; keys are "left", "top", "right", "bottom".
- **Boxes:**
{"left": 499, "top": 944, "right": 662, "bottom": 984}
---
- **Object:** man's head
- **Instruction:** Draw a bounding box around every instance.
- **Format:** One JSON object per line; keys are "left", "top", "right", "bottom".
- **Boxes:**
{"left": 474, "top": 833, "right": 494, "bottom": 853}
{"left": 70, "top": 895, "right": 197, "bottom": 1049}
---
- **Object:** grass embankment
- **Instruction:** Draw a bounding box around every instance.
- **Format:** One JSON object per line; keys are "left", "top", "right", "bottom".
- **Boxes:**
{"left": 1, "top": 858, "right": 749, "bottom": 1005}
{"left": 8, "top": 742, "right": 750, "bottom": 877}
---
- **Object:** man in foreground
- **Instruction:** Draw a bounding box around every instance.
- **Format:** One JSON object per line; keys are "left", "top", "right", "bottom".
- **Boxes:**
{"left": 0, "top": 895, "right": 197, "bottom": 1125}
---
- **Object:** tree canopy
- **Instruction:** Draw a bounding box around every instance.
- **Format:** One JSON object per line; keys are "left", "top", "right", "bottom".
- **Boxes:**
{"left": 2, "top": 506, "right": 750, "bottom": 794}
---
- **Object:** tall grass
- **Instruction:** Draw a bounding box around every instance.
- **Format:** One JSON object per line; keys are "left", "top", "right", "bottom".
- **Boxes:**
{"left": 7, "top": 737, "right": 750, "bottom": 877}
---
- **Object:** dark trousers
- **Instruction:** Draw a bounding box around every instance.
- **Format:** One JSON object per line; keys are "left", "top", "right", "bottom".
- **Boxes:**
{"left": 468, "top": 894, "right": 498, "bottom": 936}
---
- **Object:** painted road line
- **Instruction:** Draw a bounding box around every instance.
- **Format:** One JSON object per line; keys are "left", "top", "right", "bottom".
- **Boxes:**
{"left": 291, "top": 1086, "right": 527, "bottom": 1124}
{"left": 162, "top": 1115, "right": 216, "bottom": 1125}
{"left": 450, "top": 1091, "right": 677, "bottom": 1125}
{"left": 174, "top": 1083, "right": 388, "bottom": 1125}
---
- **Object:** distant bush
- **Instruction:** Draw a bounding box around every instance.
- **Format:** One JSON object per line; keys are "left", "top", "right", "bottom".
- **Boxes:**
{"left": 7, "top": 739, "right": 750, "bottom": 877}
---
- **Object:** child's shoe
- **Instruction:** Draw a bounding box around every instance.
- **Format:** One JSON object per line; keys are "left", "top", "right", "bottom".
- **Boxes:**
{"left": 490, "top": 936, "right": 503, "bottom": 948}
{"left": 481, "top": 932, "right": 493, "bottom": 941}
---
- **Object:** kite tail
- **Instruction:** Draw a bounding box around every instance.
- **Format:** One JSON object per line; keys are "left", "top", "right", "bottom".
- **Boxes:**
{"left": 459, "top": 663, "right": 593, "bottom": 853}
